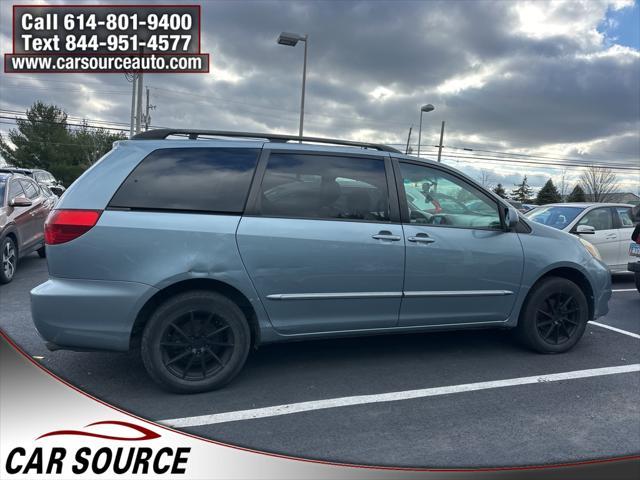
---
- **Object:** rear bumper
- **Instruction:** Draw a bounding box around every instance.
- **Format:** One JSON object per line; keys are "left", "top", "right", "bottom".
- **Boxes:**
{"left": 627, "top": 262, "right": 640, "bottom": 273}
{"left": 31, "top": 277, "right": 157, "bottom": 352}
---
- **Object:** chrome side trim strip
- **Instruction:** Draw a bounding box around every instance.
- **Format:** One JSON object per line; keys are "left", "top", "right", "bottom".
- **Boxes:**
{"left": 277, "top": 319, "right": 510, "bottom": 337}
{"left": 403, "top": 290, "right": 514, "bottom": 297}
{"left": 266, "top": 292, "right": 403, "bottom": 300}
{"left": 267, "top": 290, "right": 514, "bottom": 300}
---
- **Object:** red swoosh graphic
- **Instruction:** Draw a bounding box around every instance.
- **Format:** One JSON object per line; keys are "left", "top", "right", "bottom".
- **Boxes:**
{"left": 37, "top": 420, "right": 160, "bottom": 441}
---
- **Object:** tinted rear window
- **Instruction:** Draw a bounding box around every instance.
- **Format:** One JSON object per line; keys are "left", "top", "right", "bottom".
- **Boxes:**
{"left": 258, "top": 153, "right": 390, "bottom": 222}
{"left": 109, "top": 148, "right": 260, "bottom": 213}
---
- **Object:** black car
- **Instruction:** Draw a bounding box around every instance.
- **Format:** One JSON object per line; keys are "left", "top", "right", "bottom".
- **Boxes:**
{"left": 0, "top": 167, "right": 66, "bottom": 196}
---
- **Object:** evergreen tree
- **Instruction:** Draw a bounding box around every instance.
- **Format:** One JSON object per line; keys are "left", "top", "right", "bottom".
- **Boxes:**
{"left": 535, "top": 178, "right": 561, "bottom": 205}
{"left": 566, "top": 184, "right": 586, "bottom": 202}
{"left": 0, "top": 102, "right": 125, "bottom": 185}
{"left": 510, "top": 176, "right": 533, "bottom": 202}
{"left": 493, "top": 183, "right": 507, "bottom": 198}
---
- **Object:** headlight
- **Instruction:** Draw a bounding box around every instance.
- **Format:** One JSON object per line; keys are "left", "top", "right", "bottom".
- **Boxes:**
{"left": 579, "top": 237, "right": 602, "bottom": 260}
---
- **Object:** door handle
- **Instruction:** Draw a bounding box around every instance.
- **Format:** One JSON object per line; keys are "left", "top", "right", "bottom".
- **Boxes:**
{"left": 408, "top": 233, "right": 435, "bottom": 244}
{"left": 372, "top": 230, "right": 401, "bottom": 241}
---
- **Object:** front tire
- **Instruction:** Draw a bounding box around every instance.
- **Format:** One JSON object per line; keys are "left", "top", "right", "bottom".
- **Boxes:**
{"left": 141, "top": 290, "right": 251, "bottom": 393}
{"left": 0, "top": 237, "right": 17, "bottom": 284}
{"left": 37, "top": 246, "right": 46, "bottom": 258}
{"left": 516, "top": 277, "right": 589, "bottom": 353}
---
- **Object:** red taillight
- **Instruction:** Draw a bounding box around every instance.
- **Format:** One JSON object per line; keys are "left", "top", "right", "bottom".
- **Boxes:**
{"left": 45, "top": 209, "right": 102, "bottom": 245}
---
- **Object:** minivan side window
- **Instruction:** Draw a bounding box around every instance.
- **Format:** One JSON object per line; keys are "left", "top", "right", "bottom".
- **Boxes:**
{"left": 398, "top": 162, "right": 501, "bottom": 229}
{"left": 257, "top": 153, "right": 391, "bottom": 222}
{"left": 109, "top": 148, "right": 260, "bottom": 213}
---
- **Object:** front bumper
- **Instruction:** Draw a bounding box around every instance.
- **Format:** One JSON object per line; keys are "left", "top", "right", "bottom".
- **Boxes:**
{"left": 31, "top": 277, "right": 157, "bottom": 352}
{"left": 586, "top": 258, "right": 612, "bottom": 320}
{"left": 628, "top": 261, "right": 640, "bottom": 273}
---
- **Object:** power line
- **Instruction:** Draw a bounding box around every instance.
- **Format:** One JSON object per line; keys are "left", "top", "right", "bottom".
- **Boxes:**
{"left": 442, "top": 144, "right": 640, "bottom": 166}
{"left": 2, "top": 110, "right": 637, "bottom": 173}
{"left": 392, "top": 142, "right": 639, "bottom": 170}
{"left": 0, "top": 117, "right": 129, "bottom": 133}
{"left": 1, "top": 81, "right": 131, "bottom": 96}
{"left": 391, "top": 142, "right": 638, "bottom": 167}
{"left": 418, "top": 151, "right": 639, "bottom": 172}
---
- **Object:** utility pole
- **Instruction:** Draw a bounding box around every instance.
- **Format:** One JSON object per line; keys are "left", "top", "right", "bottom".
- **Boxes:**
{"left": 144, "top": 86, "right": 156, "bottom": 131}
{"left": 135, "top": 71, "right": 144, "bottom": 133}
{"left": 128, "top": 74, "right": 137, "bottom": 138}
{"left": 405, "top": 126, "right": 412, "bottom": 155}
{"left": 437, "top": 120, "right": 445, "bottom": 162}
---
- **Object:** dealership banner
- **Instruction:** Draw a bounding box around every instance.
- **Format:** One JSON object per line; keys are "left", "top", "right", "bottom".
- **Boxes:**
{"left": 5, "top": 5, "right": 209, "bottom": 73}
{"left": 1, "top": 332, "right": 638, "bottom": 480}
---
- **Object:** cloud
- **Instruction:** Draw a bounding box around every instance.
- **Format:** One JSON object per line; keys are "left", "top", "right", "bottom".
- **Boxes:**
{"left": 0, "top": 0, "right": 638, "bottom": 192}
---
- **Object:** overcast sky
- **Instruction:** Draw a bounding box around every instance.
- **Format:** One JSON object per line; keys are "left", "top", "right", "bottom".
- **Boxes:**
{"left": 1, "top": 0, "right": 639, "bottom": 195}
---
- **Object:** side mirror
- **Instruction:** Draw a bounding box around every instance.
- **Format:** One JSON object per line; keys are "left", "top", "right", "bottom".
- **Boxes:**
{"left": 9, "top": 196, "right": 32, "bottom": 207}
{"left": 505, "top": 205, "right": 520, "bottom": 230}
{"left": 575, "top": 224, "right": 595, "bottom": 235}
{"left": 49, "top": 186, "right": 64, "bottom": 196}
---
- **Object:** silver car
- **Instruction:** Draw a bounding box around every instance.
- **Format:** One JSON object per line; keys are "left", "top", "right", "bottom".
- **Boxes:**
{"left": 525, "top": 203, "right": 636, "bottom": 273}
{"left": 31, "top": 130, "right": 612, "bottom": 393}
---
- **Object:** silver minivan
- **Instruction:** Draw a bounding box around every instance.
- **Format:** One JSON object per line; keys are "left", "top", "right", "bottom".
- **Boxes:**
{"left": 31, "top": 130, "right": 612, "bottom": 393}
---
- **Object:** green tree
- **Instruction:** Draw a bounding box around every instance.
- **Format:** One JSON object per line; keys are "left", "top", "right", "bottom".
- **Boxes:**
{"left": 0, "top": 102, "right": 125, "bottom": 185}
{"left": 493, "top": 183, "right": 507, "bottom": 198}
{"left": 71, "top": 121, "right": 126, "bottom": 165}
{"left": 0, "top": 102, "right": 72, "bottom": 172}
{"left": 510, "top": 176, "right": 533, "bottom": 202}
{"left": 535, "top": 178, "right": 561, "bottom": 205}
{"left": 566, "top": 184, "right": 586, "bottom": 202}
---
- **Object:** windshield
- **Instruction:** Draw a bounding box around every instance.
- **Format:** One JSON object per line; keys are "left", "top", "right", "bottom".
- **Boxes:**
{"left": 525, "top": 206, "right": 585, "bottom": 230}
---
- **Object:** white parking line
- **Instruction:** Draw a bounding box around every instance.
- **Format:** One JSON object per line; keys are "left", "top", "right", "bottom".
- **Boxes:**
{"left": 589, "top": 321, "right": 640, "bottom": 339}
{"left": 612, "top": 288, "right": 637, "bottom": 292}
{"left": 159, "top": 364, "right": 640, "bottom": 428}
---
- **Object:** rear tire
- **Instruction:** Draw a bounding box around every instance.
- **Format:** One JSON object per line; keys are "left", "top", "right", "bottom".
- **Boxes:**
{"left": 141, "top": 290, "right": 251, "bottom": 393}
{"left": 634, "top": 272, "right": 640, "bottom": 294}
{"left": 37, "top": 246, "right": 46, "bottom": 258}
{"left": 516, "top": 277, "right": 588, "bottom": 353}
{"left": 0, "top": 237, "right": 17, "bottom": 284}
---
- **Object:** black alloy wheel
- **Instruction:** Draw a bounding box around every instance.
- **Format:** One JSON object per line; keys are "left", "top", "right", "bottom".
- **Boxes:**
{"left": 516, "top": 277, "right": 588, "bottom": 353}
{"left": 160, "top": 310, "right": 235, "bottom": 380}
{"left": 141, "top": 290, "right": 251, "bottom": 393}
{"left": 534, "top": 293, "right": 580, "bottom": 346}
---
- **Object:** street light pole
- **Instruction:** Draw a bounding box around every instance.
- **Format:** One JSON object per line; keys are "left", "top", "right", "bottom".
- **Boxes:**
{"left": 277, "top": 32, "right": 309, "bottom": 138}
{"left": 417, "top": 104, "right": 434, "bottom": 158}
{"left": 299, "top": 34, "right": 308, "bottom": 138}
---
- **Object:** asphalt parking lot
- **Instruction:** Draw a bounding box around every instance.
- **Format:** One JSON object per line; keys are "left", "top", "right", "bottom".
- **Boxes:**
{"left": 1, "top": 253, "right": 638, "bottom": 467}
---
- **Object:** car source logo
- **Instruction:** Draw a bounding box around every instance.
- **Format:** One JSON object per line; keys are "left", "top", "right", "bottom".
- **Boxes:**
{"left": 5, "top": 420, "right": 190, "bottom": 475}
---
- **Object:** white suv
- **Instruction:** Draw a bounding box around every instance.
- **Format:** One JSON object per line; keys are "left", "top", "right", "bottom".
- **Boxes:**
{"left": 526, "top": 203, "right": 636, "bottom": 273}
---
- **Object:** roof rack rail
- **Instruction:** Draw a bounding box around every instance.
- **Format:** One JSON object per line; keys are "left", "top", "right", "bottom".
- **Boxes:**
{"left": 131, "top": 128, "right": 400, "bottom": 153}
